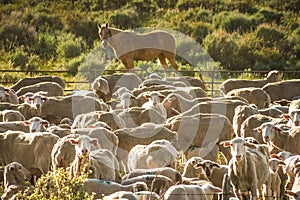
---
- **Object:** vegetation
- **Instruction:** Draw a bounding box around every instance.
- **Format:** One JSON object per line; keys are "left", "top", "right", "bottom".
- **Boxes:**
{"left": 0, "top": 0, "right": 299, "bottom": 80}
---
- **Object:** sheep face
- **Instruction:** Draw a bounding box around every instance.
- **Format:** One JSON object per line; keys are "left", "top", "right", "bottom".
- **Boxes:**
{"left": 145, "top": 92, "right": 165, "bottom": 106}
{"left": 222, "top": 137, "right": 257, "bottom": 162}
{"left": 268, "top": 158, "right": 285, "bottom": 174}
{"left": 120, "top": 92, "right": 136, "bottom": 109}
{"left": 289, "top": 110, "right": 300, "bottom": 127}
{"left": 69, "top": 135, "right": 99, "bottom": 157}
{"left": 4, "top": 162, "right": 31, "bottom": 188}
{"left": 255, "top": 122, "right": 281, "bottom": 143}
{"left": 24, "top": 117, "right": 49, "bottom": 133}
{"left": 28, "top": 94, "right": 48, "bottom": 110}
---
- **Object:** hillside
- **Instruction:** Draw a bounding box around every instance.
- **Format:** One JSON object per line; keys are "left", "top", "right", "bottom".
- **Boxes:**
{"left": 0, "top": 0, "right": 299, "bottom": 82}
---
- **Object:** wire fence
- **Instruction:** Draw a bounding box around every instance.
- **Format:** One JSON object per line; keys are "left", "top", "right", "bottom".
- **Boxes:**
{"left": 0, "top": 69, "right": 299, "bottom": 97}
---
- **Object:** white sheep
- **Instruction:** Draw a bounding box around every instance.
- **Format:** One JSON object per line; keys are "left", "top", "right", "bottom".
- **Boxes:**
{"left": 127, "top": 139, "right": 178, "bottom": 172}
{"left": 221, "top": 137, "right": 270, "bottom": 200}
{"left": 24, "top": 116, "right": 49, "bottom": 133}
{"left": 69, "top": 135, "right": 121, "bottom": 182}
{"left": 142, "top": 91, "right": 167, "bottom": 121}
{"left": 255, "top": 122, "right": 300, "bottom": 154}
{"left": 266, "top": 158, "right": 286, "bottom": 199}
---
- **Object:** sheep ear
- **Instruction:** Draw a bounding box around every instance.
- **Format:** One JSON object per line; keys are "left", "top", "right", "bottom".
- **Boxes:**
{"left": 281, "top": 114, "right": 290, "bottom": 119}
{"left": 90, "top": 138, "right": 99, "bottom": 147}
{"left": 42, "top": 120, "right": 49, "bottom": 128}
{"left": 42, "top": 97, "right": 48, "bottom": 102}
{"left": 220, "top": 141, "right": 231, "bottom": 147}
{"left": 273, "top": 126, "right": 283, "bottom": 132}
{"left": 270, "top": 154, "right": 279, "bottom": 159}
{"left": 69, "top": 139, "right": 79, "bottom": 145}
{"left": 286, "top": 190, "right": 296, "bottom": 197}
{"left": 19, "top": 96, "right": 25, "bottom": 100}
{"left": 105, "top": 22, "right": 109, "bottom": 28}
{"left": 245, "top": 142, "right": 257, "bottom": 149}
{"left": 98, "top": 23, "right": 101, "bottom": 28}
{"left": 8, "top": 165, "right": 15, "bottom": 171}
{"left": 193, "top": 163, "right": 202, "bottom": 169}
{"left": 279, "top": 161, "right": 286, "bottom": 166}
{"left": 145, "top": 94, "right": 151, "bottom": 99}
{"left": 254, "top": 127, "right": 262, "bottom": 132}
{"left": 159, "top": 94, "right": 166, "bottom": 99}
{"left": 24, "top": 121, "right": 30, "bottom": 126}
{"left": 212, "top": 163, "right": 220, "bottom": 168}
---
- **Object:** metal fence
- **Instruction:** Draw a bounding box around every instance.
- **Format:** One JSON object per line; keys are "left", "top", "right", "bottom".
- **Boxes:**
{"left": 0, "top": 69, "right": 299, "bottom": 97}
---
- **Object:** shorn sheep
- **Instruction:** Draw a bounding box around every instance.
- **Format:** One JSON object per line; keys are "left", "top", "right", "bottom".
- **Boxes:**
{"left": 221, "top": 137, "right": 270, "bottom": 200}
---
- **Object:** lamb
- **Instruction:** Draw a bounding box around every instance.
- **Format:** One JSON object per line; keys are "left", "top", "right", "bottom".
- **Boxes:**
{"left": 164, "top": 183, "right": 223, "bottom": 200}
{"left": 114, "top": 123, "right": 178, "bottom": 171}
{"left": 263, "top": 79, "right": 300, "bottom": 102}
{"left": 69, "top": 135, "right": 121, "bottom": 182}
{"left": 181, "top": 157, "right": 208, "bottom": 180}
{"left": 255, "top": 122, "right": 300, "bottom": 154}
{"left": 127, "top": 139, "right": 178, "bottom": 172}
{"left": 0, "top": 110, "right": 25, "bottom": 122}
{"left": 121, "top": 174, "right": 174, "bottom": 196}
{"left": 221, "top": 137, "right": 270, "bottom": 200}
{"left": 1, "top": 162, "right": 31, "bottom": 200}
{"left": 83, "top": 179, "right": 148, "bottom": 199}
{"left": 267, "top": 158, "right": 286, "bottom": 199}
{"left": 142, "top": 91, "right": 167, "bottom": 121}
{"left": 0, "top": 131, "right": 59, "bottom": 177}
{"left": 194, "top": 160, "right": 229, "bottom": 189}
{"left": 227, "top": 87, "right": 271, "bottom": 108}
{"left": 165, "top": 113, "right": 234, "bottom": 162}
{"left": 118, "top": 107, "right": 165, "bottom": 128}
{"left": 16, "top": 81, "right": 64, "bottom": 97}
{"left": 10, "top": 76, "right": 66, "bottom": 92}
{"left": 0, "top": 86, "right": 19, "bottom": 104}
{"left": 122, "top": 167, "right": 182, "bottom": 185}
{"left": 220, "top": 70, "right": 281, "bottom": 94}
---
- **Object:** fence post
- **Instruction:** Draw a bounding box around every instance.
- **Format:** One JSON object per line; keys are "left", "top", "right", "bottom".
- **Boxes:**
{"left": 211, "top": 70, "right": 214, "bottom": 97}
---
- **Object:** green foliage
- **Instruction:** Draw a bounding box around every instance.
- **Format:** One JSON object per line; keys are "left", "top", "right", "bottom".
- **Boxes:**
{"left": 0, "top": 22, "right": 37, "bottom": 51}
{"left": 255, "top": 23, "right": 286, "bottom": 48}
{"left": 17, "top": 167, "right": 93, "bottom": 200}
{"left": 109, "top": 9, "right": 139, "bottom": 29}
{"left": 154, "top": 0, "right": 177, "bottom": 8}
{"left": 33, "top": 32, "right": 57, "bottom": 59}
{"left": 56, "top": 33, "right": 85, "bottom": 59}
{"left": 213, "top": 11, "right": 253, "bottom": 33}
{"left": 10, "top": 49, "right": 29, "bottom": 70}
{"left": 252, "top": 7, "right": 283, "bottom": 26}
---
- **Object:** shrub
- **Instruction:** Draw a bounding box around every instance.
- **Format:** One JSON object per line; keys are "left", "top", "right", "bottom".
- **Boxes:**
{"left": 17, "top": 167, "right": 93, "bottom": 199}
{"left": 109, "top": 9, "right": 139, "bottom": 29}
{"left": 33, "top": 32, "right": 57, "bottom": 59}
{"left": 66, "top": 55, "right": 85, "bottom": 76}
{"left": 31, "top": 12, "right": 64, "bottom": 33}
{"left": 56, "top": 34, "right": 85, "bottom": 59}
{"left": 154, "top": 0, "right": 177, "bottom": 8}
{"left": 0, "top": 22, "right": 37, "bottom": 51}
{"left": 177, "top": 21, "right": 212, "bottom": 44}
{"left": 103, "top": 0, "right": 128, "bottom": 10}
{"left": 252, "top": 7, "right": 283, "bottom": 26}
{"left": 10, "top": 49, "right": 29, "bottom": 71}
{"left": 255, "top": 23, "right": 285, "bottom": 48}
{"left": 213, "top": 11, "right": 253, "bottom": 33}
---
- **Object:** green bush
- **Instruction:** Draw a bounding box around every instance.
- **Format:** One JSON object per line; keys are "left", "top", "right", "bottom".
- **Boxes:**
{"left": 10, "top": 49, "right": 29, "bottom": 70}
{"left": 177, "top": 21, "right": 212, "bottom": 44}
{"left": 0, "top": 22, "right": 37, "bottom": 50}
{"left": 33, "top": 32, "right": 57, "bottom": 59}
{"left": 17, "top": 168, "right": 93, "bottom": 200}
{"left": 252, "top": 7, "right": 283, "bottom": 26}
{"left": 255, "top": 23, "right": 286, "bottom": 48}
{"left": 109, "top": 9, "right": 139, "bottom": 29}
{"left": 213, "top": 11, "right": 252, "bottom": 33}
{"left": 31, "top": 12, "right": 64, "bottom": 33}
{"left": 154, "top": 0, "right": 177, "bottom": 8}
{"left": 57, "top": 34, "right": 85, "bottom": 59}
{"left": 66, "top": 55, "right": 85, "bottom": 76}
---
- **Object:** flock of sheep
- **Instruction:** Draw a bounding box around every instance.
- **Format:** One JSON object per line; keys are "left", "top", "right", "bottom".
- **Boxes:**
{"left": 1, "top": 70, "right": 300, "bottom": 200}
